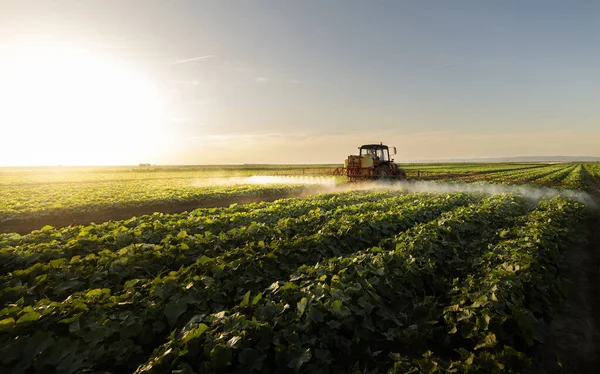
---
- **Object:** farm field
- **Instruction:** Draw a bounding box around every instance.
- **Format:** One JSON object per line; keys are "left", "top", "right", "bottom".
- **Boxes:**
{"left": 0, "top": 163, "right": 599, "bottom": 373}
{"left": 0, "top": 165, "right": 340, "bottom": 185}
{"left": 1, "top": 163, "right": 597, "bottom": 230}
{"left": 5, "top": 3, "right": 600, "bottom": 373}
{"left": 0, "top": 166, "right": 340, "bottom": 231}
{"left": 0, "top": 182, "right": 301, "bottom": 227}
{"left": 416, "top": 163, "right": 594, "bottom": 189}
{"left": 0, "top": 190, "right": 588, "bottom": 373}
{"left": 585, "top": 163, "right": 600, "bottom": 191}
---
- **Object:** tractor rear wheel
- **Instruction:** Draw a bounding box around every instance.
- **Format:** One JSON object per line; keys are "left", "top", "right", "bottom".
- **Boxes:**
{"left": 393, "top": 168, "right": 407, "bottom": 179}
{"left": 376, "top": 166, "right": 390, "bottom": 179}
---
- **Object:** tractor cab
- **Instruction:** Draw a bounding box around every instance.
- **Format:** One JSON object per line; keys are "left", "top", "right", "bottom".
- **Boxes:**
{"left": 359, "top": 144, "right": 396, "bottom": 165}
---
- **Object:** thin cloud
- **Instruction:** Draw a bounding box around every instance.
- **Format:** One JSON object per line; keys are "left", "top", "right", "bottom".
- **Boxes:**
{"left": 255, "top": 76, "right": 270, "bottom": 83}
{"left": 171, "top": 55, "right": 214, "bottom": 64}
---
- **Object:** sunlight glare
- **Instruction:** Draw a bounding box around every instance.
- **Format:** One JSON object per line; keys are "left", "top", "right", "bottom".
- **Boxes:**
{"left": 0, "top": 42, "right": 165, "bottom": 165}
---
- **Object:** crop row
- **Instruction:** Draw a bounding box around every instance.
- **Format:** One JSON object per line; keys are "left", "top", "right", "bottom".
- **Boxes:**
{"left": 0, "top": 182, "right": 302, "bottom": 223}
{"left": 560, "top": 164, "right": 588, "bottom": 188}
{"left": 0, "top": 192, "right": 480, "bottom": 373}
{"left": 457, "top": 163, "right": 593, "bottom": 190}
{"left": 135, "top": 193, "right": 534, "bottom": 373}
{"left": 478, "top": 164, "right": 569, "bottom": 183}
{"left": 530, "top": 164, "right": 577, "bottom": 184}
{"left": 399, "top": 163, "right": 544, "bottom": 173}
{"left": 1, "top": 163, "right": 592, "bottom": 225}
{"left": 137, "top": 196, "right": 584, "bottom": 373}
{"left": 0, "top": 190, "right": 403, "bottom": 271}
{"left": 0, "top": 192, "right": 433, "bottom": 304}
{"left": 391, "top": 196, "right": 586, "bottom": 372}
{"left": 0, "top": 191, "right": 587, "bottom": 373}
{"left": 585, "top": 163, "right": 600, "bottom": 191}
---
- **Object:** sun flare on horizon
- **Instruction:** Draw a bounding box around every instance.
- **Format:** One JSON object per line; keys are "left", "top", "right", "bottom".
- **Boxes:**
{"left": 0, "top": 42, "right": 165, "bottom": 166}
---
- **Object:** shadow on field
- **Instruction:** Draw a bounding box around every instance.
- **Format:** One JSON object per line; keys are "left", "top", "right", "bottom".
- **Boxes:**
{"left": 534, "top": 212, "right": 600, "bottom": 373}
{"left": 533, "top": 174, "right": 600, "bottom": 372}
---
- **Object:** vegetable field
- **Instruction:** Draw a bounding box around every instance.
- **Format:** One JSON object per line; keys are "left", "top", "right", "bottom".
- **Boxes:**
{"left": 0, "top": 188, "right": 589, "bottom": 373}
{"left": 0, "top": 183, "right": 300, "bottom": 223}
{"left": 0, "top": 163, "right": 596, "bottom": 228}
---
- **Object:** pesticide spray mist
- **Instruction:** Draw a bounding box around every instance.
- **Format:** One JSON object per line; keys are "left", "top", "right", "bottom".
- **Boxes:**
{"left": 193, "top": 175, "right": 596, "bottom": 208}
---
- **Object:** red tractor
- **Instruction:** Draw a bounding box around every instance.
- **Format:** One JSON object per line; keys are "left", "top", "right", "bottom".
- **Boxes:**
{"left": 342, "top": 143, "right": 406, "bottom": 181}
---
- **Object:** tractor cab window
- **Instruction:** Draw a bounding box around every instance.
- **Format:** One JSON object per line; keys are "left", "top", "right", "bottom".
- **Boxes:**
{"left": 376, "top": 149, "right": 389, "bottom": 162}
{"left": 361, "top": 148, "right": 389, "bottom": 162}
{"left": 361, "top": 149, "right": 374, "bottom": 159}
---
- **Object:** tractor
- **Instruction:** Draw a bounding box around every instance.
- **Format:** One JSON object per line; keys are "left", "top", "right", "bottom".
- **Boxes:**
{"left": 342, "top": 143, "right": 406, "bottom": 181}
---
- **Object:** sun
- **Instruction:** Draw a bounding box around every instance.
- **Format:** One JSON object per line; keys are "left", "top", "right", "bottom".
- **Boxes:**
{"left": 0, "top": 42, "right": 165, "bottom": 166}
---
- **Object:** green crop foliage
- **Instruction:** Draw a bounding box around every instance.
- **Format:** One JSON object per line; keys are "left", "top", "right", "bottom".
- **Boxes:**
{"left": 0, "top": 163, "right": 592, "bottom": 226}
{"left": 0, "top": 190, "right": 587, "bottom": 373}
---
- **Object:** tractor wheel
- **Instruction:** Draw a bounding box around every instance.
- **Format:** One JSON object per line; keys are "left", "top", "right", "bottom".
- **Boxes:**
{"left": 395, "top": 168, "right": 407, "bottom": 179}
{"left": 375, "top": 166, "right": 390, "bottom": 179}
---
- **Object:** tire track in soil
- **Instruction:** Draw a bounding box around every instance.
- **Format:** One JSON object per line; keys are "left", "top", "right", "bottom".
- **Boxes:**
{"left": 534, "top": 170, "right": 600, "bottom": 372}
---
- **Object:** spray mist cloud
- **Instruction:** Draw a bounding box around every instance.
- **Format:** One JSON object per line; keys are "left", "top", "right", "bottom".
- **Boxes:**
{"left": 192, "top": 176, "right": 596, "bottom": 208}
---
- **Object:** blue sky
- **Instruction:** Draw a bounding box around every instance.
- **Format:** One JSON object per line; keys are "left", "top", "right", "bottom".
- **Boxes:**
{"left": 1, "top": 1, "right": 599, "bottom": 164}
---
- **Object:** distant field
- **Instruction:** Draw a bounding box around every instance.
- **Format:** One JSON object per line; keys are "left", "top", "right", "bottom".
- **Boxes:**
{"left": 1, "top": 163, "right": 598, "bottom": 228}
{"left": 0, "top": 165, "right": 339, "bottom": 185}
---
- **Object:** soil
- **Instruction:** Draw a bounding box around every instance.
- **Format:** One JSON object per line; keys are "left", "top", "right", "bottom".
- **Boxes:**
{"left": 0, "top": 192, "right": 297, "bottom": 235}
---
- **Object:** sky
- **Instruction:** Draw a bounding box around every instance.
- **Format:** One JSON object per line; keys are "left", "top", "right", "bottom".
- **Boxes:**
{"left": 0, "top": 0, "right": 599, "bottom": 165}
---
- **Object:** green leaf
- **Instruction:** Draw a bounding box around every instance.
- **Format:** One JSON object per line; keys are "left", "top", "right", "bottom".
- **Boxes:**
{"left": 297, "top": 297, "right": 308, "bottom": 316}
{"left": 181, "top": 323, "right": 209, "bottom": 344}
{"left": 227, "top": 336, "right": 242, "bottom": 348}
{"left": 251, "top": 292, "right": 263, "bottom": 305}
{"left": 165, "top": 302, "right": 188, "bottom": 326}
{"left": 85, "top": 288, "right": 111, "bottom": 299}
{"left": 474, "top": 333, "right": 497, "bottom": 350}
{"left": 240, "top": 291, "right": 251, "bottom": 307}
{"left": 17, "top": 311, "right": 41, "bottom": 324}
{"left": 330, "top": 300, "right": 350, "bottom": 318}
{"left": 308, "top": 306, "right": 324, "bottom": 323}
{"left": 389, "top": 352, "right": 407, "bottom": 361}
{"left": 58, "top": 313, "right": 83, "bottom": 325}
{"left": 288, "top": 348, "right": 312, "bottom": 372}
{"left": 210, "top": 344, "right": 232, "bottom": 370}
{"left": 279, "top": 282, "right": 299, "bottom": 293}
{"left": 68, "top": 319, "right": 80, "bottom": 334}
{"left": 0, "top": 317, "right": 15, "bottom": 332}
{"left": 471, "top": 295, "right": 488, "bottom": 308}
{"left": 23, "top": 331, "right": 55, "bottom": 365}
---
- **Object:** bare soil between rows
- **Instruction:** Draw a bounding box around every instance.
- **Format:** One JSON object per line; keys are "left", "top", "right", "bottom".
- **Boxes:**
{"left": 0, "top": 192, "right": 298, "bottom": 235}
